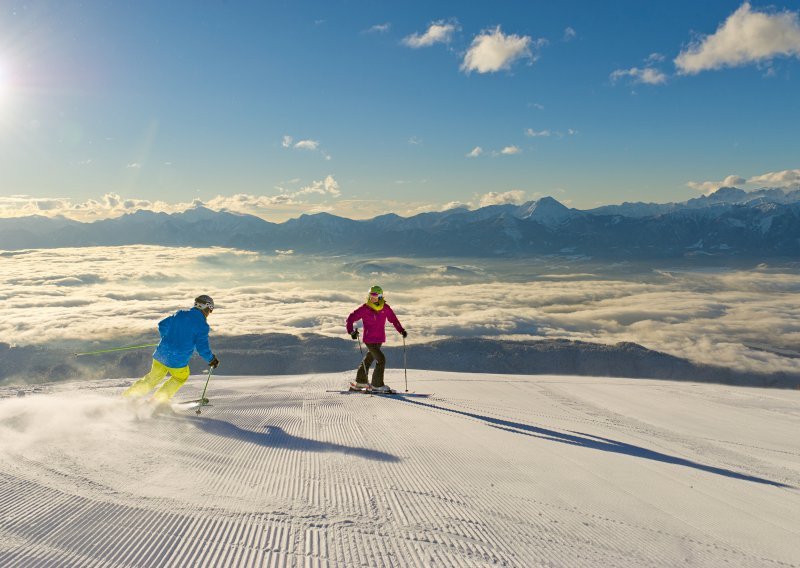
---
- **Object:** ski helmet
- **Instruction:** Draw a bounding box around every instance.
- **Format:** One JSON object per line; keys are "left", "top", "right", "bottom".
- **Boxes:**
{"left": 369, "top": 285, "right": 383, "bottom": 297}
{"left": 194, "top": 294, "right": 215, "bottom": 311}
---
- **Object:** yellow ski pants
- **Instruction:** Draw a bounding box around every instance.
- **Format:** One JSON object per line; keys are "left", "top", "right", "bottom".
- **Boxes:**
{"left": 122, "top": 359, "right": 190, "bottom": 402}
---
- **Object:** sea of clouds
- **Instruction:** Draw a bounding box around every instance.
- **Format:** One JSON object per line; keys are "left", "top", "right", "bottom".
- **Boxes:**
{"left": 2, "top": 245, "right": 800, "bottom": 375}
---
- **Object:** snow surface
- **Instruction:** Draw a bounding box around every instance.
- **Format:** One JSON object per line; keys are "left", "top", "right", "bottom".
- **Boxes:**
{"left": 0, "top": 370, "right": 798, "bottom": 567}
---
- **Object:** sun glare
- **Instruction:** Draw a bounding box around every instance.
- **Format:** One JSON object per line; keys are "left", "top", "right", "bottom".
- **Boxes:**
{"left": 0, "top": 65, "right": 7, "bottom": 101}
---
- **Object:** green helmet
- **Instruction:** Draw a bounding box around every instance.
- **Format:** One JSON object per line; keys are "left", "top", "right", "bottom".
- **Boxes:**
{"left": 369, "top": 285, "right": 383, "bottom": 295}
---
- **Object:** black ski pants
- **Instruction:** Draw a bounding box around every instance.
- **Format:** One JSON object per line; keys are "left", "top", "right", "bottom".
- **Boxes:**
{"left": 355, "top": 342, "right": 386, "bottom": 387}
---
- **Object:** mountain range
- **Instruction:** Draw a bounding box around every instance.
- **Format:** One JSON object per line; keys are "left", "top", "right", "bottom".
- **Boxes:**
{"left": 3, "top": 334, "right": 798, "bottom": 388}
{"left": 2, "top": 187, "right": 799, "bottom": 258}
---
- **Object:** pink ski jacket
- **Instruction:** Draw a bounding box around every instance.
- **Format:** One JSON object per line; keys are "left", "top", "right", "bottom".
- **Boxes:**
{"left": 346, "top": 303, "right": 405, "bottom": 344}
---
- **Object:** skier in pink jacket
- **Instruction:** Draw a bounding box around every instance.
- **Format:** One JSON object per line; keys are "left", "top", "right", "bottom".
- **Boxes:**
{"left": 345, "top": 285, "right": 407, "bottom": 392}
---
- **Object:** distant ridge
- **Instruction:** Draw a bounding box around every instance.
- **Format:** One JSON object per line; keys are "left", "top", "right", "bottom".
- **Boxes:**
{"left": 2, "top": 334, "right": 798, "bottom": 389}
{"left": 1, "top": 188, "right": 799, "bottom": 258}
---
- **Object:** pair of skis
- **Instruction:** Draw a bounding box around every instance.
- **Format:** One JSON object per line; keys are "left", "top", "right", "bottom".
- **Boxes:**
{"left": 173, "top": 397, "right": 212, "bottom": 412}
{"left": 349, "top": 382, "right": 395, "bottom": 394}
{"left": 130, "top": 396, "right": 212, "bottom": 414}
{"left": 338, "top": 383, "right": 432, "bottom": 398}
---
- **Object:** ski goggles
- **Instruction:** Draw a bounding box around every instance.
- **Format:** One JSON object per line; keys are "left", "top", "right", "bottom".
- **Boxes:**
{"left": 369, "top": 292, "right": 383, "bottom": 300}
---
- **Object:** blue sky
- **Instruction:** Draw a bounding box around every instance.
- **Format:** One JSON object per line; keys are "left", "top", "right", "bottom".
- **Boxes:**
{"left": 0, "top": 0, "right": 799, "bottom": 221}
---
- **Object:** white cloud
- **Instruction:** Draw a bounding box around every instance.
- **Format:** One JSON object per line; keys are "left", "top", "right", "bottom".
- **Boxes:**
{"left": 279, "top": 175, "right": 342, "bottom": 200}
{"left": 478, "top": 190, "right": 527, "bottom": 207}
{"left": 203, "top": 179, "right": 343, "bottom": 216}
{"left": 366, "top": 23, "right": 391, "bottom": 34}
{"left": 468, "top": 144, "right": 526, "bottom": 157}
{"left": 525, "top": 128, "right": 551, "bottom": 137}
{"left": 526, "top": 128, "right": 576, "bottom": 138}
{"left": 0, "top": 193, "right": 361, "bottom": 224}
{"left": 0, "top": 193, "right": 472, "bottom": 225}
{"left": 747, "top": 169, "right": 800, "bottom": 188}
{"left": 0, "top": 174, "right": 343, "bottom": 222}
{"left": 461, "top": 26, "right": 536, "bottom": 74}
{"left": 205, "top": 193, "right": 294, "bottom": 209}
{"left": 0, "top": 193, "right": 189, "bottom": 220}
{"left": 293, "top": 139, "right": 319, "bottom": 151}
{"left": 439, "top": 201, "right": 470, "bottom": 211}
{"left": 408, "top": 136, "right": 422, "bottom": 145}
{"left": 675, "top": 3, "right": 800, "bottom": 74}
{"left": 282, "top": 135, "right": 329, "bottom": 159}
{"left": 403, "top": 21, "right": 458, "bottom": 48}
{"left": 610, "top": 67, "right": 668, "bottom": 85}
{"left": 686, "top": 174, "right": 747, "bottom": 194}
{"left": 563, "top": 27, "right": 576, "bottom": 42}
{"left": 126, "top": 163, "right": 141, "bottom": 169}
{"left": 0, "top": 195, "right": 69, "bottom": 217}
{"left": 6, "top": 248, "right": 799, "bottom": 376}
{"left": 323, "top": 175, "right": 341, "bottom": 196}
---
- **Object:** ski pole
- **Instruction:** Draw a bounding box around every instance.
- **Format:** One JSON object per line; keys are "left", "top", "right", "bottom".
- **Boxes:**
{"left": 403, "top": 335, "right": 408, "bottom": 392}
{"left": 196, "top": 367, "right": 214, "bottom": 416}
{"left": 356, "top": 331, "right": 370, "bottom": 382}
{"left": 74, "top": 343, "right": 158, "bottom": 357}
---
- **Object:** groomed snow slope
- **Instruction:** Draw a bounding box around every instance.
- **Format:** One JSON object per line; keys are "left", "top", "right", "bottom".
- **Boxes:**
{"left": 0, "top": 370, "right": 798, "bottom": 567}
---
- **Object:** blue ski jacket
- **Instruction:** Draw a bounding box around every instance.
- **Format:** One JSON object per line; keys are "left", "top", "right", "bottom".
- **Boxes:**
{"left": 153, "top": 307, "right": 215, "bottom": 368}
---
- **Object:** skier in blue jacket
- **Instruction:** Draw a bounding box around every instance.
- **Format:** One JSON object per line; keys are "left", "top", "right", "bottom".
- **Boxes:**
{"left": 123, "top": 295, "right": 220, "bottom": 403}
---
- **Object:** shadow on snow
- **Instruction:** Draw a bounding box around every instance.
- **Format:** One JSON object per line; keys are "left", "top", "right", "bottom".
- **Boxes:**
{"left": 393, "top": 397, "right": 791, "bottom": 488}
{"left": 188, "top": 416, "right": 400, "bottom": 463}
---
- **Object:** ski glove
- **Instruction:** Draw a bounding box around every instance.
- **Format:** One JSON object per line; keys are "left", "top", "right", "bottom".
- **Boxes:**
{"left": 401, "top": 330, "right": 408, "bottom": 338}
{"left": 209, "top": 356, "right": 220, "bottom": 369}
{"left": 350, "top": 330, "right": 359, "bottom": 340}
